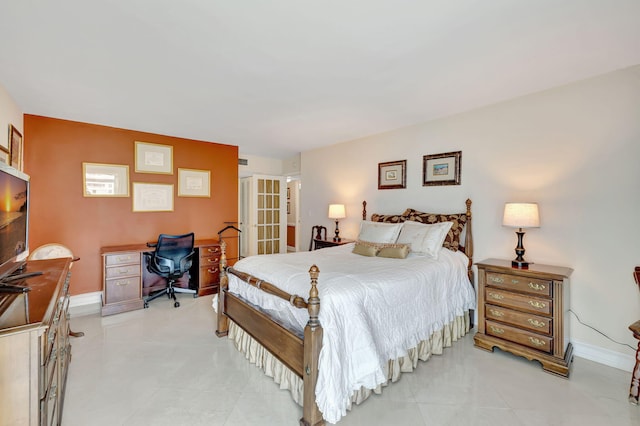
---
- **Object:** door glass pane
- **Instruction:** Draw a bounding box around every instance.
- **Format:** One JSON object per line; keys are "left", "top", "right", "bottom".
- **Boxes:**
{"left": 266, "top": 210, "right": 272, "bottom": 224}
{"left": 273, "top": 240, "right": 279, "bottom": 253}
{"left": 266, "top": 180, "right": 272, "bottom": 193}
{"left": 274, "top": 195, "right": 280, "bottom": 209}
{"left": 266, "top": 240, "right": 272, "bottom": 254}
{"left": 258, "top": 179, "right": 265, "bottom": 193}
{"left": 274, "top": 210, "right": 279, "bottom": 223}
{"left": 274, "top": 180, "right": 280, "bottom": 193}
{"left": 258, "top": 211, "right": 264, "bottom": 224}
{"left": 258, "top": 194, "right": 264, "bottom": 209}
{"left": 258, "top": 226, "right": 264, "bottom": 240}
{"left": 258, "top": 241, "right": 264, "bottom": 255}
{"left": 266, "top": 195, "right": 272, "bottom": 209}
{"left": 266, "top": 226, "right": 272, "bottom": 240}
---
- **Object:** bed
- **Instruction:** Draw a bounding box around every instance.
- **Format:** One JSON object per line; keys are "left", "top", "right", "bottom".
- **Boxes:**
{"left": 215, "top": 199, "right": 475, "bottom": 425}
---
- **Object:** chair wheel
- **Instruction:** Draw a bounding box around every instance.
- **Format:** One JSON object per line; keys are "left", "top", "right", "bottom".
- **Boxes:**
{"left": 144, "top": 302, "right": 149, "bottom": 308}
{"left": 193, "top": 293, "right": 198, "bottom": 298}
{"left": 174, "top": 301, "right": 180, "bottom": 308}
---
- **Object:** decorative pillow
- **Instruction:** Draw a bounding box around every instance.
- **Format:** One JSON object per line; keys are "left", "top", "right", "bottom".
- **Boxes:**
{"left": 377, "top": 244, "right": 410, "bottom": 259}
{"left": 352, "top": 241, "right": 380, "bottom": 257}
{"left": 401, "top": 209, "right": 467, "bottom": 251}
{"left": 397, "top": 220, "right": 452, "bottom": 258}
{"left": 370, "top": 213, "right": 405, "bottom": 223}
{"left": 357, "top": 221, "right": 403, "bottom": 244}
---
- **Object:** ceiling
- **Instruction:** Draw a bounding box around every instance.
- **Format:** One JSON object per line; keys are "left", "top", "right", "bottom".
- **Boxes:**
{"left": 1, "top": 1, "right": 639, "bottom": 159}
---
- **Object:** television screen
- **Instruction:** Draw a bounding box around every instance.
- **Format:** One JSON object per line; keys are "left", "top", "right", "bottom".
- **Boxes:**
{"left": 0, "top": 163, "right": 29, "bottom": 279}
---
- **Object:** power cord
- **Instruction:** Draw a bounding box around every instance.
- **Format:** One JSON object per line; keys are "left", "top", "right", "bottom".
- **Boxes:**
{"left": 568, "top": 309, "right": 635, "bottom": 351}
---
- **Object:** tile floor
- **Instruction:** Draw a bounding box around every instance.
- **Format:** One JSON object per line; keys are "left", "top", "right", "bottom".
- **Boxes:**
{"left": 62, "top": 296, "right": 639, "bottom": 425}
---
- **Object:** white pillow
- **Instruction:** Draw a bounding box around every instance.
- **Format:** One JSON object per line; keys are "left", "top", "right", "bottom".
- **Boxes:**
{"left": 397, "top": 220, "right": 453, "bottom": 259}
{"left": 357, "top": 221, "right": 403, "bottom": 244}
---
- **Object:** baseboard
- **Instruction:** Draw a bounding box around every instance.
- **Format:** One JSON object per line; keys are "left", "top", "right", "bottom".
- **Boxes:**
{"left": 572, "top": 339, "right": 636, "bottom": 372}
{"left": 69, "top": 291, "right": 102, "bottom": 316}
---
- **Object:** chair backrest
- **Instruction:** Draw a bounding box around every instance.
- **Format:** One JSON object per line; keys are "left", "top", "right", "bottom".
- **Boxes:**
{"left": 309, "top": 225, "right": 327, "bottom": 250}
{"left": 148, "top": 233, "right": 195, "bottom": 279}
{"left": 634, "top": 266, "right": 640, "bottom": 290}
{"left": 28, "top": 243, "right": 77, "bottom": 268}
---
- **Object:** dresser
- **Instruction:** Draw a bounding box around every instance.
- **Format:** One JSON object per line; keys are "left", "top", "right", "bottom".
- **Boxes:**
{"left": 101, "top": 239, "right": 222, "bottom": 315}
{"left": 474, "top": 258, "right": 573, "bottom": 377}
{"left": 0, "top": 258, "right": 72, "bottom": 426}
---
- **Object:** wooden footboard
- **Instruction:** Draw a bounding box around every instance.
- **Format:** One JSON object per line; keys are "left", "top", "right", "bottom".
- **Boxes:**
{"left": 215, "top": 242, "right": 324, "bottom": 426}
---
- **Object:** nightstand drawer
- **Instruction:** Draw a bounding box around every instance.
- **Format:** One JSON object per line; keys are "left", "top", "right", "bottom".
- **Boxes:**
{"left": 105, "top": 276, "right": 141, "bottom": 303}
{"left": 486, "top": 320, "right": 553, "bottom": 353}
{"left": 200, "top": 245, "right": 221, "bottom": 258}
{"left": 485, "top": 288, "right": 552, "bottom": 316}
{"left": 486, "top": 304, "right": 552, "bottom": 335}
{"left": 486, "top": 272, "right": 552, "bottom": 297}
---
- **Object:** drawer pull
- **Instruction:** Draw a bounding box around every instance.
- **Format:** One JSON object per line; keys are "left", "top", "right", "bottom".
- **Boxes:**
{"left": 489, "top": 325, "right": 505, "bottom": 334}
{"left": 489, "top": 276, "right": 504, "bottom": 284}
{"left": 528, "top": 282, "right": 546, "bottom": 291}
{"left": 117, "top": 255, "right": 133, "bottom": 262}
{"left": 527, "top": 319, "right": 546, "bottom": 328}
{"left": 115, "top": 280, "right": 129, "bottom": 286}
{"left": 207, "top": 247, "right": 220, "bottom": 253}
{"left": 510, "top": 278, "right": 520, "bottom": 284}
{"left": 528, "top": 300, "right": 547, "bottom": 309}
{"left": 528, "top": 337, "right": 546, "bottom": 347}
{"left": 207, "top": 258, "right": 220, "bottom": 263}
{"left": 488, "top": 309, "right": 504, "bottom": 317}
{"left": 488, "top": 292, "right": 504, "bottom": 301}
{"left": 117, "top": 268, "right": 130, "bottom": 275}
{"left": 207, "top": 268, "right": 219, "bottom": 274}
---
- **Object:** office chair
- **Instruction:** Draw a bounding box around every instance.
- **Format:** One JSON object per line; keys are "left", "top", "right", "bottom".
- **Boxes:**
{"left": 143, "top": 233, "right": 196, "bottom": 308}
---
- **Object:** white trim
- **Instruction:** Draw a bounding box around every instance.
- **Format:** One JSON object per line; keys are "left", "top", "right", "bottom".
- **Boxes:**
{"left": 572, "top": 339, "right": 636, "bottom": 372}
{"left": 69, "top": 291, "right": 102, "bottom": 316}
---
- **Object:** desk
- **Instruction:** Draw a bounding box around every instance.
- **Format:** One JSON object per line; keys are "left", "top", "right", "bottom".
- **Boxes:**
{"left": 100, "top": 239, "right": 221, "bottom": 316}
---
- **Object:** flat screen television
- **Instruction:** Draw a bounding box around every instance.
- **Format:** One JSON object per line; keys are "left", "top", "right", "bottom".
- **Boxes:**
{"left": 0, "top": 163, "right": 29, "bottom": 280}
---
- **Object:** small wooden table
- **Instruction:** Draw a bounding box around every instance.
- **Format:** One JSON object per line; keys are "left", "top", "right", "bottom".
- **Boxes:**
{"left": 312, "top": 238, "right": 354, "bottom": 250}
{"left": 630, "top": 321, "right": 640, "bottom": 404}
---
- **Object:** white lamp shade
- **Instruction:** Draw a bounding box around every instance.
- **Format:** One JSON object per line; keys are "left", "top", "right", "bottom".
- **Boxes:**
{"left": 503, "top": 203, "right": 540, "bottom": 228}
{"left": 328, "top": 204, "right": 346, "bottom": 219}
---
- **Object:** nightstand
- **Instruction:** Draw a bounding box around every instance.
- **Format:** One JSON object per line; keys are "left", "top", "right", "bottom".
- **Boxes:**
{"left": 474, "top": 258, "right": 573, "bottom": 377}
{"left": 312, "top": 238, "right": 354, "bottom": 250}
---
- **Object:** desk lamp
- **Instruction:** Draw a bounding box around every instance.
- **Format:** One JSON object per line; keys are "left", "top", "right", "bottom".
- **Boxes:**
{"left": 328, "top": 204, "right": 346, "bottom": 242}
{"left": 503, "top": 202, "right": 540, "bottom": 269}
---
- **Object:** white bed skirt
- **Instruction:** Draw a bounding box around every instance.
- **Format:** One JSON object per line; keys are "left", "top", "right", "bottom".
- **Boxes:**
{"left": 227, "top": 312, "right": 470, "bottom": 412}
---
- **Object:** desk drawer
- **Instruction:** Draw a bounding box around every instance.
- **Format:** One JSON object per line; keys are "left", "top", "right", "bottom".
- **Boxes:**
{"left": 486, "top": 320, "right": 553, "bottom": 354}
{"left": 199, "top": 265, "right": 220, "bottom": 286}
{"left": 486, "top": 272, "right": 552, "bottom": 297}
{"left": 105, "top": 252, "right": 140, "bottom": 266}
{"left": 105, "top": 276, "right": 141, "bottom": 303}
{"left": 200, "top": 245, "right": 221, "bottom": 258}
{"left": 485, "top": 288, "right": 552, "bottom": 316}
{"left": 105, "top": 264, "right": 140, "bottom": 279}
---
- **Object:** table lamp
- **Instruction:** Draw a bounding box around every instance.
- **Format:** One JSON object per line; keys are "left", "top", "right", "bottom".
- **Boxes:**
{"left": 328, "top": 204, "right": 346, "bottom": 242}
{"left": 503, "top": 202, "right": 540, "bottom": 269}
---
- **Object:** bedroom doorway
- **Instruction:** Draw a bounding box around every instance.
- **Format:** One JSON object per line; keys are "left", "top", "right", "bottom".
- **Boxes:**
{"left": 286, "top": 177, "right": 300, "bottom": 252}
{"left": 239, "top": 174, "right": 287, "bottom": 257}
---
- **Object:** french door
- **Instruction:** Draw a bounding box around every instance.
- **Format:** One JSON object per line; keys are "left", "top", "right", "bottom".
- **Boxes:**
{"left": 239, "top": 174, "right": 286, "bottom": 257}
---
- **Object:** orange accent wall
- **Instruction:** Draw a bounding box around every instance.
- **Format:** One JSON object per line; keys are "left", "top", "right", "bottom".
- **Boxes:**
{"left": 23, "top": 115, "right": 238, "bottom": 295}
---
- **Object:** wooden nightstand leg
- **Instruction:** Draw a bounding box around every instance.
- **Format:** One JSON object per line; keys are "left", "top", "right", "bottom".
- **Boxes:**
{"left": 630, "top": 338, "right": 640, "bottom": 405}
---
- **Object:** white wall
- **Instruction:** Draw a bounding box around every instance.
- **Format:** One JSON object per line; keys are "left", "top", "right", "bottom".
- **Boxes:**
{"left": 0, "top": 83, "right": 23, "bottom": 153}
{"left": 301, "top": 65, "right": 640, "bottom": 370}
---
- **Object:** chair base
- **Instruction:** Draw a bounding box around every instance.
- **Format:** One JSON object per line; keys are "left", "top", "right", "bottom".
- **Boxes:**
{"left": 144, "top": 279, "right": 197, "bottom": 309}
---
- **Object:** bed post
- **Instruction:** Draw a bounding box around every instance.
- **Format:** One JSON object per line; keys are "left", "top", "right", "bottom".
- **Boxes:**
{"left": 215, "top": 240, "right": 229, "bottom": 337}
{"left": 300, "top": 265, "right": 324, "bottom": 426}
{"left": 465, "top": 198, "right": 473, "bottom": 281}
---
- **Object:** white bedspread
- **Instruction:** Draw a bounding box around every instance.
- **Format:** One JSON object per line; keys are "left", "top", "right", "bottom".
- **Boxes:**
{"left": 226, "top": 243, "right": 476, "bottom": 423}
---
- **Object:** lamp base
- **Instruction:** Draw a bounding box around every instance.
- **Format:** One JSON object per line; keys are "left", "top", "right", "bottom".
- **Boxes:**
{"left": 511, "top": 260, "right": 530, "bottom": 269}
{"left": 333, "top": 220, "right": 341, "bottom": 242}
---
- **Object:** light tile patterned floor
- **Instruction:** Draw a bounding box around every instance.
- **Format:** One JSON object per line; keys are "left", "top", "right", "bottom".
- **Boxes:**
{"left": 62, "top": 296, "right": 639, "bottom": 425}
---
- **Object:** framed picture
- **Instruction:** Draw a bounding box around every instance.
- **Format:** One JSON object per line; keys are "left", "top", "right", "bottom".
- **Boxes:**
{"left": 135, "top": 141, "right": 173, "bottom": 174}
{"left": 378, "top": 160, "right": 406, "bottom": 190}
{"left": 9, "top": 124, "right": 22, "bottom": 170}
{"left": 287, "top": 201, "right": 290, "bottom": 214}
{"left": 82, "top": 163, "right": 130, "bottom": 197}
{"left": 287, "top": 187, "right": 290, "bottom": 199}
{"left": 132, "top": 182, "right": 174, "bottom": 212}
{"left": 423, "top": 151, "right": 462, "bottom": 186}
{"left": 178, "top": 168, "right": 210, "bottom": 197}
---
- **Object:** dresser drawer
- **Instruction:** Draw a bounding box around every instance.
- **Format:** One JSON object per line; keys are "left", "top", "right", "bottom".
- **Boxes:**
{"left": 486, "top": 320, "right": 553, "bottom": 354}
{"left": 105, "top": 264, "right": 140, "bottom": 279}
{"left": 105, "top": 252, "right": 140, "bottom": 266}
{"left": 485, "top": 272, "right": 552, "bottom": 297}
{"left": 199, "top": 265, "right": 220, "bottom": 286}
{"left": 485, "top": 288, "right": 552, "bottom": 316}
{"left": 485, "top": 304, "right": 552, "bottom": 335}
{"left": 105, "top": 276, "right": 141, "bottom": 304}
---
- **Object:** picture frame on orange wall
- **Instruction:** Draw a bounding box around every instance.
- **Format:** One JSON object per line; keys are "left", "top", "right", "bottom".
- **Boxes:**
{"left": 135, "top": 141, "right": 173, "bottom": 174}
{"left": 8, "top": 124, "right": 22, "bottom": 170}
{"left": 0, "top": 142, "right": 9, "bottom": 165}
